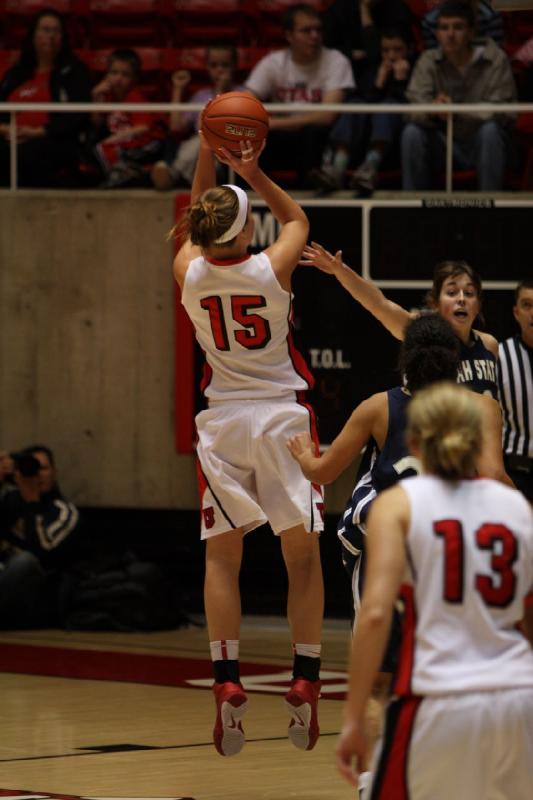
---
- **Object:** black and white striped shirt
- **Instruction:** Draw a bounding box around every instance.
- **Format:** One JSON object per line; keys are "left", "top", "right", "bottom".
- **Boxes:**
{"left": 498, "top": 335, "right": 533, "bottom": 458}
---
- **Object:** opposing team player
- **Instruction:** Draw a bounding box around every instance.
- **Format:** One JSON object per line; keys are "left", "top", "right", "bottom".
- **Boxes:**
{"left": 288, "top": 313, "right": 510, "bottom": 624}
{"left": 172, "top": 131, "right": 324, "bottom": 757}
{"left": 337, "top": 382, "right": 533, "bottom": 799}
{"left": 301, "top": 242, "right": 499, "bottom": 398}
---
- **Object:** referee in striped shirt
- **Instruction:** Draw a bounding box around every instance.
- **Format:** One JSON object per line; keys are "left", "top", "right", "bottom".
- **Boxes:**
{"left": 498, "top": 280, "right": 533, "bottom": 502}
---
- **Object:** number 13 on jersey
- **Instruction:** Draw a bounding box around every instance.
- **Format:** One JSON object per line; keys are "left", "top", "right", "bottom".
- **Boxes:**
{"left": 434, "top": 519, "right": 518, "bottom": 608}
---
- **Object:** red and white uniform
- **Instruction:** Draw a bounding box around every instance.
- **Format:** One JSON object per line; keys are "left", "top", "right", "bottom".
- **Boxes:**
{"left": 181, "top": 252, "right": 324, "bottom": 538}
{"left": 182, "top": 251, "right": 310, "bottom": 401}
{"left": 367, "top": 475, "right": 533, "bottom": 800}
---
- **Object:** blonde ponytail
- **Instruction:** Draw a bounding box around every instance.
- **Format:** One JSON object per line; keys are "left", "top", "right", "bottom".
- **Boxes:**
{"left": 167, "top": 186, "right": 240, "bottom": 247}
{"left": 407, "top": 382, "right": 482, "bottom": 480}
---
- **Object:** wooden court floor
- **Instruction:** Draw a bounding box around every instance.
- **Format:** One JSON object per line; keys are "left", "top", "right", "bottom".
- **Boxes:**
{"left": 0, "top": 617, "right": 356, "bottom": 800}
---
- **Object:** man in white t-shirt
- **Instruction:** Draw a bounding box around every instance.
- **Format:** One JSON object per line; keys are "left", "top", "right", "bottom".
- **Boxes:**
{"left": 245, "top": 3, "right": 355, "bottom": 187}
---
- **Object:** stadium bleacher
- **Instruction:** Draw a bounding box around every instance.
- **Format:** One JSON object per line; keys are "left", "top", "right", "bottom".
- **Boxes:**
{"left": 0, "top": 0, "right": 531, "bottom": 189}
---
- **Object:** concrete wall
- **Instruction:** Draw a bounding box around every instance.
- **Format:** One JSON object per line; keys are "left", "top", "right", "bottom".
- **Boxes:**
{"left": 0, "top": 190, "right": 198, "bottom": 508}
{"left": 0, "top": 190, "right": 353, "bottom": 512}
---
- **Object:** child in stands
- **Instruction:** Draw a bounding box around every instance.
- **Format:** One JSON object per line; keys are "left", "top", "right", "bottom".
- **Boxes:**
{"left": 310, "top": 28, "right": 414, "bottom": 196}
{"left": 90, "top": 48, "right": 165, "bottom": 187}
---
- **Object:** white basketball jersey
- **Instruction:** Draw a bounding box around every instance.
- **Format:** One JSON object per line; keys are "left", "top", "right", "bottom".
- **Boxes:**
{"left": 181, "top": 251, "right": 312, "bottom": 401}
{"left": 394, "top": 475, "right": 533, "bottom": 696}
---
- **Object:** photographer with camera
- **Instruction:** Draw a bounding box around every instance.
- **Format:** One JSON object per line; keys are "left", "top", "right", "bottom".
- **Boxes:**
{"left": 0, "top": 444, "right": 83, "bottom": 628}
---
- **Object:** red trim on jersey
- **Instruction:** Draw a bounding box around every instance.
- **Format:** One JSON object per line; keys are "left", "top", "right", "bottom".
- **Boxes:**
{"left": 196, "top": 458, "right": 208, "bottom": 502}
{"left": 221, "top": 640, "right": 228, "bottom": 660}
{"left": 297, "top": 392, "right": 319, "bottom": 445}
{"left": 392, "top": 584, "right": 417, "bottom": 696}
{"left": 373, "top": 696, "right": 422, "bottom": 799}
{"left": 206, "top": 254, "right": 250, "bottom": 266}
{"left": 296, "top": 391, "right": 323, "bottom": 500}
{"left": 200, "top": 359, "right": 213, "bottom": 393}
{"left": 287, "top": 320, "right": 315, "bottom": 389}
{"left": 286, "top": 295, "right": 314, "bottom": 387}
{"left": 174, "top": 194, "right": 195, "bottom": 453}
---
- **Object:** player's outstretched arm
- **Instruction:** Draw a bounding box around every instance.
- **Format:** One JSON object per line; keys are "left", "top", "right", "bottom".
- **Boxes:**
{"left": 300, "top": 242, "right": 413, "bottom": 341}
{"left": 172, "top": 131, "right": 214, "bottom": 288}
{"left": 191, "top": 129, "right": 217, "bottom": 203}
{"left": 217, "top": 139, "right": 309, "bottom": 285}
{"left": 217, "top": 139, "right": 306, "bottom": 231}
{"left": 287, "top": 394, "right": 382, "bottom": 484}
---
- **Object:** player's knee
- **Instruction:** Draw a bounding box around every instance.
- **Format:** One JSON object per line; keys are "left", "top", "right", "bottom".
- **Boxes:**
{"left": 283, "top": 547, "right": 322, "bottom": 584}
{"left": 205, "top": 532, "right": 243, "bottom": 570}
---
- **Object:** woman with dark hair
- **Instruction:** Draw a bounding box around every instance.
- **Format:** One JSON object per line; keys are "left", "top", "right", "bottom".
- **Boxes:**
{"left": 0, "top": 443, "right": 82, "bottom": 628}
{"left": 0, "top": 8, "right": 91, "bottom": 187}
{"left": 301, "top": 242, "right": 500, "bottom": 398}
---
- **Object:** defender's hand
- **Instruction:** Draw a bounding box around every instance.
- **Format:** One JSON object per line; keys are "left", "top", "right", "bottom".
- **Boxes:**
{"left": 286, "top": 432, "right": 314, "bottom": 462}
{"left": 300, "top": 242, "right": 344, "bottom": 276}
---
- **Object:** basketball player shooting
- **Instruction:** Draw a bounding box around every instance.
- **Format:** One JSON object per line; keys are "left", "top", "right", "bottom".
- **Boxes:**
{"left": 170, "top": 115, "right": 324, "bottom": 759}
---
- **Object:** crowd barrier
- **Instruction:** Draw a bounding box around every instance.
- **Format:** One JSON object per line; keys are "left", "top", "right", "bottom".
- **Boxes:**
{"left": 3, "top": 100, "right": 533, "bottom": 191}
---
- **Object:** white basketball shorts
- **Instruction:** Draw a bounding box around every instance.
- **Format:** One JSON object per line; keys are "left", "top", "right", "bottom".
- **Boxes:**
{"left": 195, "top": 398, "right": 324, "bottom": 539}
{"left": 365, "top": 688, "right": 533, "bottom": 799}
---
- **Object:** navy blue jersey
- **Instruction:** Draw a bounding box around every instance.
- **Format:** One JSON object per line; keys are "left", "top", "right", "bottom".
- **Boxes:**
{"left": 457, "top": 331, "right": 498, "bottom": 399}
{"left": 338, "top": 386, "right": 416, "bottom": 672}
{"left": 338, "top": 340, "right": 497, "bottom": 554}
{"left": 338, "top": 387, "right": 420, "bottom": 555}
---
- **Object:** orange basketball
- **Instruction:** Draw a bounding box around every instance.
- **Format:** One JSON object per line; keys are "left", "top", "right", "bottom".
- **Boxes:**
{"left": 200, "top": 92, "right": 269, "bottom": 156}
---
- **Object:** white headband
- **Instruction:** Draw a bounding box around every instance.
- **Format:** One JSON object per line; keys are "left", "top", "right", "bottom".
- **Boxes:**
{"left": 214, "top": 184, "right": 249, "bottom": 244}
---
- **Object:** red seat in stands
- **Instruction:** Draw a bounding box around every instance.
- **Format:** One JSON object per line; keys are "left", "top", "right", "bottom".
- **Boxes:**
{"left": 173, "top": 0, "right": 256, "bottom": 47}
{"left": 0, "top": 48, "right": 18, "bottom": 81}
{"left": 86, "top": 0, "right": 174, "bottom": 48}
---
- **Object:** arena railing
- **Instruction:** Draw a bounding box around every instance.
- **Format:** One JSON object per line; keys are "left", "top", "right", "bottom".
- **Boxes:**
{"left": 2, "top": 100, "right": 533, "bottom": 192}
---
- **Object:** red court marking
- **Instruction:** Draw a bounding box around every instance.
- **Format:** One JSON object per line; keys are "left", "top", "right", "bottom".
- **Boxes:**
{"left": 0, "top": 643, "right": 347, "bottom": 699}
{"left": 0, "top": 643, "right": 268, "bottom": 686}
{"left": 0, "top": 792, "right": 193, "bottom": 799}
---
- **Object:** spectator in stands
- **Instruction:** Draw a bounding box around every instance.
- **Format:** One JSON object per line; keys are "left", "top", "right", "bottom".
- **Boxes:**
{"left": 89, "top": 48, "right": 165, "bottom": 188}
{"left": 310, "top": 28, "right": 414, "bottom": 195}
{"left": 151, "top": 43, "right": 242, "bottom": 191}
{"left": 0, "top": 445, "right": 83, "bottom": 628}
{"left": 512, "top": 41, "right": 533, "bottom": 189}
{"left": 0, "top": 8, "right": 91, "bottom": 188}
{"left": 421, "top": 0, "right": 504, "bottom": 50}
{"left": 245, "top": 3, "right": 355, "bottom": 188}
{"left": 498, "top": 280, "right": 533, "bottom": 503}
{"left": 401, "top": 1, "right": 516, "bottom": 191}
{"left": 323, "top": 0, "right": 415, "bottom": 92}
{"left": 513, "top": 37, "right": 533, "bottom": 75}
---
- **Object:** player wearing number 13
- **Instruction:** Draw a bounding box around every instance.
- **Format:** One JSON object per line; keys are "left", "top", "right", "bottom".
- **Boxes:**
{"left": 172, "top": 133, "right": 324, "bottom": 757}
{"left": 337, "top": 382, "right": 533, "bottom": 800}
